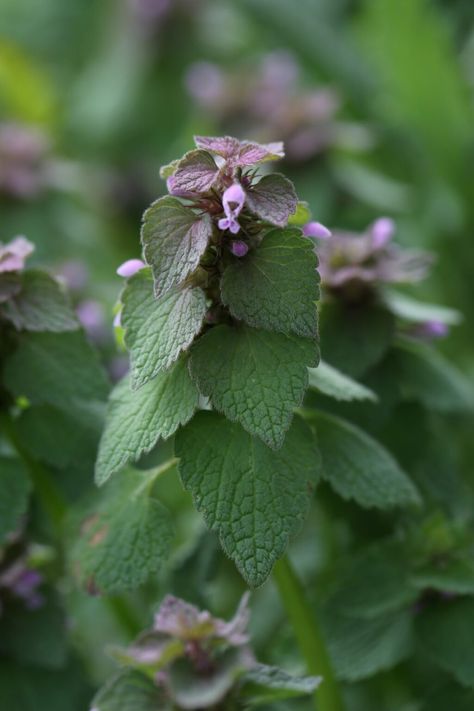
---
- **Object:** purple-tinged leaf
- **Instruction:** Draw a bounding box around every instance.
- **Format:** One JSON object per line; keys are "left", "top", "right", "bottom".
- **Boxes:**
{"left": 246, "top": 173, "right": 298, "bottom": 227}
{"left": 194, "top": 135, "right": 284, "bottom": 167}
{"left": 167, "top": 149, "right": 218, "bottom": 195}
{"left": 142, "top": 196, "right": 213, "bottom": 297}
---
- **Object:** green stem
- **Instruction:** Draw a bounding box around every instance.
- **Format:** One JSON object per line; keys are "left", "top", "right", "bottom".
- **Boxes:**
{"left": 273, "top": 555, "right": 345, "bottom": 711}
{"left": 0, "top": 410, "right": 67, "bottom": 534}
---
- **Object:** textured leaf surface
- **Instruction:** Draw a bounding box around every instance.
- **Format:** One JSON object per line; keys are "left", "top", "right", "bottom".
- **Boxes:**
{"left": 319, "top": 302, "right": 394, "bottom": 377}
{"left": 416, "top": 598, "right": 474, "bottom": 687}
{"left": 3, "top": 330, "right": 109, "bottom": 407}
{"left": 92, "top": 671, "right": 167, "bottom": 711}
{"left": 122, "top": 269, "right": 206, "bottom": 389}
{"left": 221, "top": 227, "right": 319, "bottom": 337}
{"left": 0, "top": 457, "right": 31, "bottom": 543}
{"left": 312, "top": 411, "right": 420, "bottom": 508}
{"left": 96, "top": 357, "right": 198, "bottom": 485}
{"left": 141, "top": 196, "right": 213, "bottom": 297}
{"left": 0, "top": 270, "right": 79, "bottom": 332}
{"left": 189, "top": 325, "right": 317, "bottom": 448}
{"left": 246, "top": 174, "right": 298, "bottom": 227}
{"left": 324, "top": 608, "right": 413, "bottom": 681}
{"left": 176, "top": 412, "right": 321, "bottom": 586}
{"left": 308, "top": 360, "right": 377, "bottom": 402}
{"left": 167, "top": 149, "right": 218, "bottom": 194}
{"left": 241, "top": 664, "right": 322, "bottom": 704}
{"left": 71, "top": 471, "right": 173, "bottom": 594}
{"left": 395, "top": 341, "right": 474, "bottom": 413}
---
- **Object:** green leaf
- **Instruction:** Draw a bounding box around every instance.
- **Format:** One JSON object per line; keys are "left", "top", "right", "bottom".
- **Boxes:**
{"left": 288, "top": 201, "right": 312, "bottom": 226}
{"left": 0, "top": 457, "right": 31, "bottom": 543}
{"left": 246, "top": 173, "right": 298, "bottom": 227}
{"left": 319, "top": 302, "right": 394, "bottom": 377}
{"left": 167, "top": 650, "right": 246, "bottom": 709}
{"left": 395, "top": 340, "right": 474, "bottom": 413}
{"left": 17, "top": 402, "right": 103, "bottom": 470}
{"left": 0, "top": 270, "right": 79, "bottom": 332}
{"left": 175, "top": 412, "right": 321, "bottom": 587}
{"left": 416, "top": 598, "right": 474, "bottom": 687}
{"left": 308, "top": 360, "right": 377, "bottom": 402}
{"left": 324, "top": 608, "right": 413, "bottom": 681}
{"left": 121, "top": 269, "right": 206, "bottom": 389}
{"left": 241, "top": 664, "right": 322, "bottom": 705}
{"left": 412, "top": 557, "right": 474, "bottom": 595}
{"left": 221, "top": 227, "right": 319, "bottom": 338}
{"left": 92, "top": 671, "right": 168, "bottom": 711}
{"left": 0, "top": 592, "right": 67, "bottom": 669}
{"left": 311, "top": 411, "right": 420, "bottom": 509}
{"left": 328, "top": 541, "right": 419, "bottom": 620}
{"left": 189, "top": 325, "right": 317, "bottom": 449}
{"left": 141, "top": 196, "right": 213, "bottom": 297}
{"left": 167, "top": 148, "right": 218, "bottom": 194}
{"left": 96, "top": 357, "right": 198, "bottom": 485}
{"left": 383, "top": 290, "right": 462, "bottom": 325}
{"left": 3, "top": 330, "right": 109, "bottom": 407}
{"left": 421, "top": 682, "right": 474, "bottom": 711}
{"left": 70, "top": 470, "right": 173, "bottom": 594}
{"left": 0, "top": 272, "right": 21, "bottom": 303}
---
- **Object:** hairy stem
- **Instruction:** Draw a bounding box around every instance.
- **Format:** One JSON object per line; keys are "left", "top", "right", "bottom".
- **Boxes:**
{"left": 273, "top": 555, "right": 345, "bottom": 711}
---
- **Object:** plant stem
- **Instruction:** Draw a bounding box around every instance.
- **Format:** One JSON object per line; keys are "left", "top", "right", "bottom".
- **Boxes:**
{"left": 273, "top": 555, "right": 345, "bottom": 711}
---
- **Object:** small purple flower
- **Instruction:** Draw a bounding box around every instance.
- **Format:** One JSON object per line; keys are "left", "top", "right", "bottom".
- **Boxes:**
{"left": 230, "top": 240, "right": 249, "bottom": 257}
{"left": 218, "top": 183, "right": 246, "bottom": 234}
{"left": 116, "top": 258, "right": 145, "bottom": 278}
{"left": 412, "top": 320, "right": 449, "bottom": 340}
{"left": 0, "top": 235, "right": 34, "bottom": 273}
{"left": 303, "top": 221, "right": 331, "bottom": 239}
{"left": 370, "top": 217, "right": 395, "bottom": 250}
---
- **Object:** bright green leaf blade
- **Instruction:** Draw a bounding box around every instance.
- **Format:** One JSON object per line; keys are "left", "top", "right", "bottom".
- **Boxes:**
{"left": 121, "top": 268, "right": 206, "bottom": 389}
{"left": 175, "top": 412, "right": 321, "bottom": 587}
{"left": 395, "top": 340, "right": 474, "bottom": 413}
{"left": 416, "top": 598, "right": 474, "bottom": 687}
{"left": 0, "top": 270, "right": 79, "bottom": 332}
{"left": 3, "top": 330, "right": 109, "bottom": 407}
{"left": 384, "top": 290, "right": 462, "bottom": 325}
{"left": 245, "top": 173, "right": 298, "bottom": 227}
{"left": 189, "top": 324, "right": 317, "bottom": 449}
{"left": 96, "top": 357, "right": 198, "bottom": 485}
{"left": 324, "top": 608, "right": 414, "bottom": 681}
{"left": 70, "top": 471, "right": 173, "bottom": 594}
{"left": 288, "top": 201, "right": 312, "bottom": 226}
{"left": 221, "top": 227, "right": 319, "bottom": 338}
{"left": 241, "top": 664, "right": 322, "bottom": 705}
{"left": 0, "top": 457, "right": 31, "bottom": 543}
{"left": 141, "top": 196, "right": 213, "bottom": 297}
{"left": 311, "top": 411, "right": 420, "bottom": 509}
{"left": 308, "top": 360, "right": 377, "bottom": 402}
{"left": 92, "top": 671, "right": 168, "bottom": 711}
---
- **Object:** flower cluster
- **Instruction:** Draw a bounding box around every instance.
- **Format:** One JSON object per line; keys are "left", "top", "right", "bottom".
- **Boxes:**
{"left": 0, "top": 123, "right": 51, "bottom": 199}
{"left": 312, "top": 217, "right": 433, "bottom": 301}
{"left": 184, "top": 51, "right": 361, "bottom": 162}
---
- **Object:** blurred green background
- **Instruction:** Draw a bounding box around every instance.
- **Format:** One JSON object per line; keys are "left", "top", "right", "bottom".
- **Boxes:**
{"left": 1, "top": 0, "right": 473, "bottom": 372}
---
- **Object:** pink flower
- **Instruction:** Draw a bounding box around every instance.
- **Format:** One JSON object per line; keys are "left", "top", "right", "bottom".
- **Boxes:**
{"left": 116, "top": 258, "right": 145, "bottom": 277}
{"left": 0, "top": 235, "right": 34, "bottom": 273}
{"left": 370, "top": 217, "right": 395, "bottom": 250}
{"left": 303, "top": 221, "right": 331, "bottom": 239}
{"left": 218, "top": 183, "right": 246, "bottom": 234}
